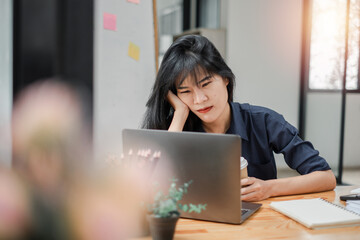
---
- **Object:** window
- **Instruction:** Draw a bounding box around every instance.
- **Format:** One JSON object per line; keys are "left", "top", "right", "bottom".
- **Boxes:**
{"left": 157, "top": 0, "right": 183, "bottom": 66}
{"left": 156, "top": 0, "right": 220, "bottom": 67}
{"left": 197, "top": 0, "right": 220, "bottom": 29}
{"left": 309, "top": 0, "right": 360, "bottom": 90}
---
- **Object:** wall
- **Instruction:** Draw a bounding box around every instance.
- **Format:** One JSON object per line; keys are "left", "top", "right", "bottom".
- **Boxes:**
{"left": 226, "top": 0, "right": 360, "bottom": 169}
{"left": 305, "top": 92, "right": 342, "bottom": 171}
{"left": 343, "top": 94, "right": 360, "bottom": 167}
{"left": 306, "top": 92, "right": 360, "bottom": 169}
{"left": 226, "top": 0, "right": 303, "bottom": 168}
{"left": 93, "top": 0, "right": 156, "bottom": 163}
{"left": 0, "top": 0, "right": 12, "bottom": 167}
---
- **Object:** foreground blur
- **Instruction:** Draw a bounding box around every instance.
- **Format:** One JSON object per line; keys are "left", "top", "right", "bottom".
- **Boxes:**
{"left": 1, "top": 80, "right": 156, "bottom": 240}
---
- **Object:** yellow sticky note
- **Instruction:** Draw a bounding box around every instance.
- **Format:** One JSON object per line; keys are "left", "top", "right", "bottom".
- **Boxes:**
{"left": 128, "top": 42, "right": 140, "bottom": 61}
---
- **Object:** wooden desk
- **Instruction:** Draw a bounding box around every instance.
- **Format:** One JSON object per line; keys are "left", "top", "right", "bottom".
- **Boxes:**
{"left": 136, "top": 186, "right": 360, "bottom": 240}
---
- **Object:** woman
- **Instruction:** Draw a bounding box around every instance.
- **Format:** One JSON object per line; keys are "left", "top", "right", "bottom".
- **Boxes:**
{"left": 142, "top": 35, "right": 336, "bottom": 201}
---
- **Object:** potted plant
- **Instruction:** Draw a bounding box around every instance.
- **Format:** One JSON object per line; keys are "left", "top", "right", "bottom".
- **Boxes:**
{"left": 147, "top": 178, "right": 206, "bottom": 240}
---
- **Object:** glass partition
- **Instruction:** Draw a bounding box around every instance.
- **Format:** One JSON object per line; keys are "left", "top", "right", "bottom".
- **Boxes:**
{"left": 0, "top": 0, "right": 13, "bottom": 167}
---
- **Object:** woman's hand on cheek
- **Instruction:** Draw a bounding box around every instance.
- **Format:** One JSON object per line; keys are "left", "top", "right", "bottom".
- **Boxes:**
{"left": 167, "top": 91, "right": 190, "bottom": 131}
{"left": 240, "top": 177, "right": 272, "bottom": 202}
{"left": 167, "top": 91, "right": 190, "bottom": 116}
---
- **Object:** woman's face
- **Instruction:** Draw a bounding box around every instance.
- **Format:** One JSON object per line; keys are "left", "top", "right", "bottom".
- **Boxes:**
{"left": 176, "top": 73, "right": 229, "bottom": 124}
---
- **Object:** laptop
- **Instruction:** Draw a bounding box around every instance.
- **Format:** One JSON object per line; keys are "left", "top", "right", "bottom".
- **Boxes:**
{"left": 122, "top": 129, "right": 262, "bottom": 224}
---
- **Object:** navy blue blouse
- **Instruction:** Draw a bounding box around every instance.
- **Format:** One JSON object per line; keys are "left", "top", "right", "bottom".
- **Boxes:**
{"left": 197, "top": 102, "right": 331, "bottom": 180}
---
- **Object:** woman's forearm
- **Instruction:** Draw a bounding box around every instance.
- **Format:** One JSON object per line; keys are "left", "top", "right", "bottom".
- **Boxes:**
{"left": 268, "top": 170, "right": 336, "bottom": 197}
{"left": 167, "top": 91, "right": 189, "bottom": 132}
{"left": 168, "top": 110, "right": 188, "bottom": 132}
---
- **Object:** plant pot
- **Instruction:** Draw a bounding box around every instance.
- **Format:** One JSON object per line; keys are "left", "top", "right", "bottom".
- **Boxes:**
{"left": 147, "top": 214, "right": 179, "bottom": 240}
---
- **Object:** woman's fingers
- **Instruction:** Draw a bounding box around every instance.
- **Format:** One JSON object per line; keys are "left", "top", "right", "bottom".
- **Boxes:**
{"left": 166, "top": 91, "right": 180, "bottom": 107}
{"left": 241, "top": 177, "right": 272, "bottom": 201}
{"left": 166, "top": 91, "right": 189, "bottom": 113}
{"left": 241, "top": 177, "right": 255, "bottom": 187}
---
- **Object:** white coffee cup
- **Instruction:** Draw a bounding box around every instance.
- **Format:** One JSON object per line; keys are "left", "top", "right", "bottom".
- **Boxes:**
{"left": 240, "top": 157, "right": 248, "bottom": 179}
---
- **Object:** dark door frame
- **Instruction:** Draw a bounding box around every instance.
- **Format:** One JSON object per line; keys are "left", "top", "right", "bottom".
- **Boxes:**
{"left": 12, "top": 0, "right": 94, "bottom": 132}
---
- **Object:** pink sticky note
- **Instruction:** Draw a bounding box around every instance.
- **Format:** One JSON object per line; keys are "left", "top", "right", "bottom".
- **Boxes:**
{"left": 103, "top": 13, "right": 116, "bottom": 31}
{"left": 127, "top": 0, "right": 140, "bottom": 4}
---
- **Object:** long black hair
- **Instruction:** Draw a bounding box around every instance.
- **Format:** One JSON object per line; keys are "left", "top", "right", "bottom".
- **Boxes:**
{"left": 142, "top": 34, "right": 235, "bottom": 130}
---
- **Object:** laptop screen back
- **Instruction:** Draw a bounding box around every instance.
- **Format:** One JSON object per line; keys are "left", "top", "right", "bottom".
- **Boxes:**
{"left": 122, "top": 129, "right": 243, "bottom": 224}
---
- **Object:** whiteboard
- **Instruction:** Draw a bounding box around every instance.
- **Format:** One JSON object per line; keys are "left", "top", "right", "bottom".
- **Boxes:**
{"left": 93, "top": 0, "right": 157, "bottom": 163}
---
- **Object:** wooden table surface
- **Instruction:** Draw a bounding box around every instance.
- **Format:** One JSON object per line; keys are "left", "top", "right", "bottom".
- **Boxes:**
{"left": 134, "top": 185, "right": 360, "bottom": 240}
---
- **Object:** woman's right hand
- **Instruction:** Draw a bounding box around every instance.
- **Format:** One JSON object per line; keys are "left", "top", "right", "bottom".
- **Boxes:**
{"left": 167, "top": 91, "right": 189, "bottom": 114}
{"left": 167, "top": 91, "right": 190, "bottom": 132}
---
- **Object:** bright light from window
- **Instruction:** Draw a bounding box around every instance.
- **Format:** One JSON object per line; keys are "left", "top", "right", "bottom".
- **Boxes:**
{"left": 309, "top": 0, "right": 359, "bottom": 90}
{"left": 346, "top": 0, "right": 360, "bottom": 89}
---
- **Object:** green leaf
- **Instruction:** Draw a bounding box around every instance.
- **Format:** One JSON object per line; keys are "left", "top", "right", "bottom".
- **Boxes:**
{"left": 148, "top": 178, "right": 206, "bottom": 218}
{"left": 188, "top": 203, "right": 207, "bottom": 213}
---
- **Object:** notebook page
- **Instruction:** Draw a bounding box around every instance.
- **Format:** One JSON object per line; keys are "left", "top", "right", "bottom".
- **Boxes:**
{"left": 270, "top": 198, "right": 360, "bottom": 229}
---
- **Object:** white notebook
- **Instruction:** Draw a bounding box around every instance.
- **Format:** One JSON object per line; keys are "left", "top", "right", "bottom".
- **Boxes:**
{"left": 270, "top": 198, "right": 360, "bottom": 229}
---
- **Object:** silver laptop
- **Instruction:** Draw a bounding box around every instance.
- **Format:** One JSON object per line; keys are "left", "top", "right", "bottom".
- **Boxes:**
{"left": 122, "top": 129, "right": 262, "bottom": 224}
